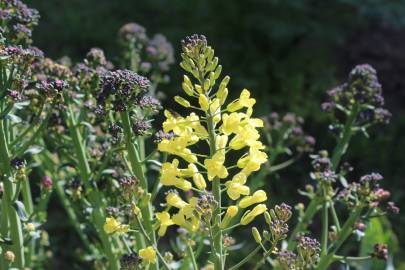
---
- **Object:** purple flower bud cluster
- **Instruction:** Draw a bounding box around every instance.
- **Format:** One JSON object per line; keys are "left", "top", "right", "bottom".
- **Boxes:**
{"left": 72, "top": 48, "right": 113, "bottom": 95}
{"left": 277, "top": 250, "right": 298, "bottom": 270}
{"left": 118, "top": 22, "right": 174, "bottom": 77}
{"left": 196, "top": 192, "right": 217, "bottom": 220}
{"left": 262, "top": 112, "right": 315, "bottom": 154}
{"left": 310, "top": 151, "right": 337, "bottom": 183}
{"left": 181, "top": 34, "right": 207, "bottom": 58}
{"left": 372, "top": 243, "right": 388, "bottom": 260}
{"left": 132, "top": 119, "right": 152, "bottom": 136}
{"left": 338, "top": 173, "right": 399, "bottom": 213}
{"left": 41, "top": 176, "right": 53, "bottom": 192}
{"left": 35, "top": 78, "right": 68, "bottom": 100}
{"left": 322, "top": 64, "right": 391, "bottom": 127}
{"left": 0, "top": 0, "right": 40, "bottom": 45}
{"left": 97, "top": 69, "right": 151, "bottom": 113}
{"left": 296, "top": 236, "right": 321, "bottom": 266}
{"left": 108, "top": 123, "right": 123, "bottom": 145}
{"left": 120, "top": 252, "right": 141, "bottom": 270}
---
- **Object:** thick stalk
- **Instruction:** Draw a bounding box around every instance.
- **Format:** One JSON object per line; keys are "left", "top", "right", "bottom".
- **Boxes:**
{"left": 120, "top": 111, "right": 158, "bottom": 268}
{"left": 65, "top": 104, "right": 119, "bottom": 270}
{"left": 321, "top": 201, "right": 329, "bottom": 256}
{"left": 0, "top": 119, "right": 24, "bottom": 268}
{"left": 206, "top": 112, "right": 223, "bottom": 270}
{"left": 316, "top": 206, "right": 363, "bottom": 270}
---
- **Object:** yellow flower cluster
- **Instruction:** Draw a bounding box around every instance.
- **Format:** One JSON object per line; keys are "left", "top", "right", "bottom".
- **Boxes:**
{"left": 103, "top": 217, "right": 129, "bottom": 234}
{"left": 156, "top": 37, "right": 269, "bottom": 235}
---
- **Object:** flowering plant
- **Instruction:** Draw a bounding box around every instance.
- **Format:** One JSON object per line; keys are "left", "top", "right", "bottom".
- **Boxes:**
{"left": 0, "top": 1, "right": 400, "bottom": 270}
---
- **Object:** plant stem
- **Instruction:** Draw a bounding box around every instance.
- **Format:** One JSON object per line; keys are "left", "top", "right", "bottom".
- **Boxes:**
{"left": 316, "top": 206, "right": 363, "bottom": 270}
{"left": 186, "top": 242, "right": 199, "bottom": 270}
{"left": 120, "top": 111, "right": 158, "bottom": 266}
{"left": 321, "top": 200, "right": 329, "bottom": 256}
{"left": 65, "top": 103, "right": 119, "bottom": 270}
{"left": 331, "top": 106, "right": 359, "bottom": 171}
{"left": 229, "top": 246, "right": 261, "bottom": 270}
{"left": 206, "top": 111, "right": 223, "bottom": 270}
{"left": 0, "top": 119, "right": 24, "bottom": 268}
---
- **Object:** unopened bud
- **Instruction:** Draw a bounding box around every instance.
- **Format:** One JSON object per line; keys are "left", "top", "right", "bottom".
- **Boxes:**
{"left": 4, "top": 251, "right": 15, "bottom": 262}
{"left": 252, "top": 227, "right": 262, "bottom": 244}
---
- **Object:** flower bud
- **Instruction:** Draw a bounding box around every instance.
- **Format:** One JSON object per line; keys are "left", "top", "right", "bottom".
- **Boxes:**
{"left": 198, "top": 94, "right": 209, "bottom": 111}
{"left": 174, "top": 96, "right": 191, "bottom": 108}
{"left": 3, "top": 251, "right": 15, "bottom": 262}
{"left": 252, "top": 227, "right": 262, "bottom": 243}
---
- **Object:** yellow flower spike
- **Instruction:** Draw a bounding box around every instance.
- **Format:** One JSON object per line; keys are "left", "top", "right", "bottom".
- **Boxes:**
{"left": 220, "top": 112, "right": 244, "bottom": 135}
{"left": 189, "top": 163, "right": 207, "bottom": 190}
{"left": 103, "top": 217, "right": 129, "bottom": 234}
{"left": 219, "top": 205, "right": 239, "bottom": 228}
{"left": 166, "top": 192, "right": 188, "bottom": 209}
{"left": 240, "top": 204, "right": 267, "bottom": 225}
{"left": 139, "top": 246, "right": 157, "bottom": 264}
{"left": 199, "top": 94, "right": 209, "bottom": 111}
{"left": 204, "top": 150, "right": 228, "bottom": 180}
{"left": 239, "top": 190, "right": 268, "bottom": 208}
{"left": 225, "top": 181, "right": 250, "bottom": 200}
{"left": 156, "top": 211, "right": 174, "bottom": 236}
{"left": 174, "top": 96, "right": 191, "bottom": 108}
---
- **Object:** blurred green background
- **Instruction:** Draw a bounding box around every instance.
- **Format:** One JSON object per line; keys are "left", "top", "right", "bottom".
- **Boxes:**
{"left": 26, "top": 0, "right": 405, "bottom": 268}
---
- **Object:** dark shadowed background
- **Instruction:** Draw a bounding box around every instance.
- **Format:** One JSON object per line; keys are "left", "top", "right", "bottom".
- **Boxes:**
{"left": 25, "top": 0, "right": 405, "bottom": 268}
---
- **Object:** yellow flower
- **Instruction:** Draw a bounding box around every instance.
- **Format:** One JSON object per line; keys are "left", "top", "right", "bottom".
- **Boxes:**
{"left": 229, "top": 125, "right": 261, "bottom": 150}
{"left": 103, "top": 217, "right": 129, "bottom": 234}
{"left": 226, "top": 89, "right": 256, "bottom": 112}
{"left": 199, "top": 94, "right": 209, "bottom": 111}
{"left": 188, "top": 163, "right": 206, "bottom": 190}
{"left": 239, "top": 190, "right": 267, "bottom": 208}
{"left": 139, "top": 246, "right": 157, "bottom": 264}
{"left": 219, "top": 205, "right": 239, "bottom": 228}
{"left": 160, "top": 159, "right": 192, "bottom": 190}
{"left": 237, "top": 149, "right": 268, "bottom": 176}
{"left": 166, "top": 192, "right": 188, "bottom": 209}
{"left": 240, "top": 204, "right": 267, "bottom": 225}
{"left": 204, "top": 150, "right": 228, "bottom": 180}
{"left": 156, "top": 211, "right": 174, "bottom": 236}
{"left": 225, "top": 181, "right": 250, "bottom": 200}
{"left": 215, "top": 135, "right": 228, "bottom": 150}
{"left": 210, "top": 98, "right": 221, "bottom": 123}
{"left": 226, "top": 205, "right": 239, "bottom": 217}
{"left": 220, "top": 113, "right": 244, "bottom": 135}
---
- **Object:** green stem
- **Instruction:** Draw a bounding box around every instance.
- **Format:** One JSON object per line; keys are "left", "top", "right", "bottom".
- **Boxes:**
{"left": 331, "top": 106, "right": 359, "bottom": 171}
{"left": 120, "top": 111, "right": 157, "bottom": 263}
{"left": 206, "top": 112, "right": 223, "bottom": 270}
{"left": 316, "top": 206, "right": 363, "bottom": 270}
{"left": 229, "top": 246, "right": 261, "bottom": 270}
{"left": 321, "top": 200, "right": 329, "bottom": 256}
{"left": 65, "top": 103, "right": 119, "bottom": 270}
{"left": 186, "top": 242, "right": 199, "bottom": 270}
{"left": 330, "top": 201, "right": 341, "bottom": 231}
{"left": 0, "top": 119, "right": 24, "bottom": 268}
